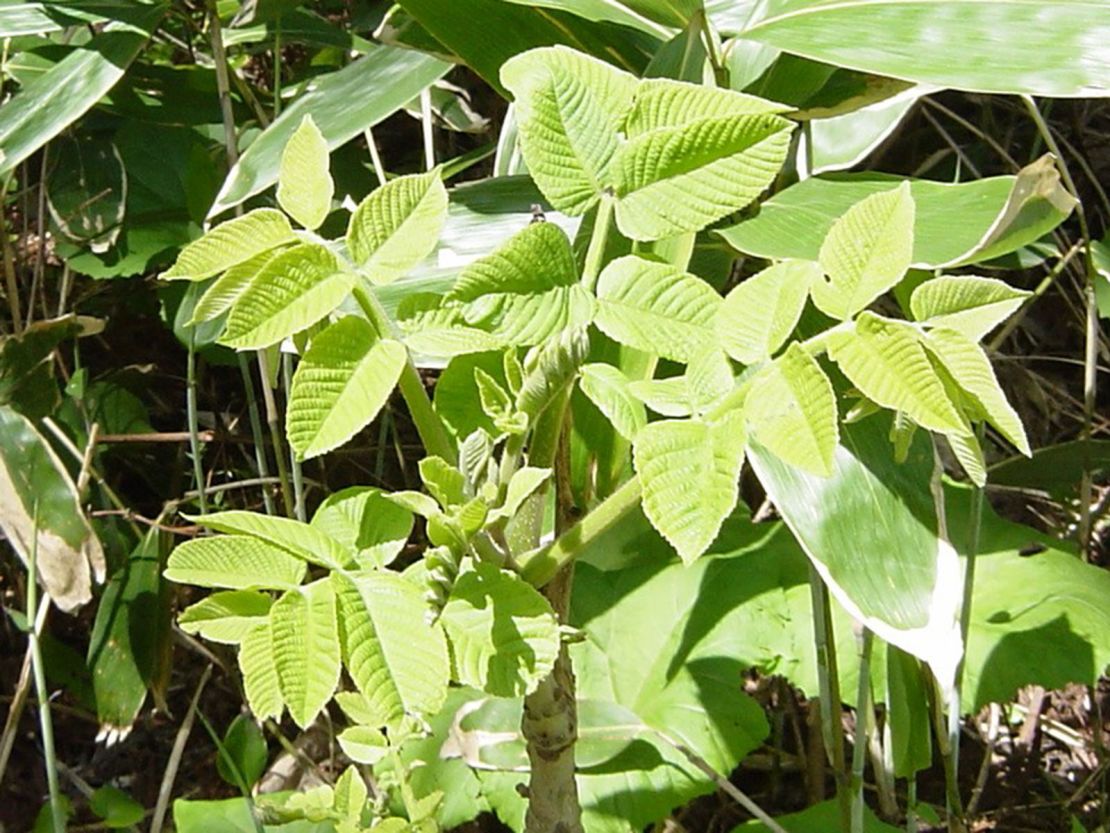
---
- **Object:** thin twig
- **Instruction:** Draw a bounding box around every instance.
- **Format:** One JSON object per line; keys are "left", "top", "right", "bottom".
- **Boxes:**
{"left": 149, "top": 664, "right": 214, "bottom": 833}
{"left": 0, "top": 594, "right": 50, "bottom": 787}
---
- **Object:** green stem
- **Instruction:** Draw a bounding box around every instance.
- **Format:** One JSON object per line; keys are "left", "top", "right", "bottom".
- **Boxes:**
{"left": 352, "top": 282, "right": 456, "bottom": 465}
{"left": 851, "top": 628, "right": 875, "bottom": 833}
{"left": 282, "top": 352, "right": 306, "bottom": 521}
{"left": 581, "top": 195, "right": 614, "bottom": 293}
{"left": 238, "top": 354, "right": 275, "bottom": 515}
{"left": 28, "top": 506, "right": 64, "bottom": 833}
{"left": 810, "top": 564, "right": 850, "bottom": 830}
{"left": 256, "top": 349, "right": 295, "bottom": 517}
{"left": 186, "top": 333, "right": 207, "bottom": 514}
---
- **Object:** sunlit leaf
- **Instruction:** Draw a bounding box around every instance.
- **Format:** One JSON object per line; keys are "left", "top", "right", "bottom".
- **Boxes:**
{"left": 716, "top": 260, "right": 819, "bottom": 364}
{"left": 277, "top": 115, "right": 333, "bottom": 231}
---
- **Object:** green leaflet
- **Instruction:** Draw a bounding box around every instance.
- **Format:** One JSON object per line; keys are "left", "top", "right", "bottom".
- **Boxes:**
{"left": 812, "top": 182, "right": 915, "bottom": 320}
{"left": 923, "top": 327, "right": 1031, "bottom": 456}
{"left": 221, "top": 243, "right": 355, "bottom": 350}
{"left": 449, "top": 221, "right": 594, "bottom": 345}
{"left": 595, "top": 255, "right": 721, "bottom": 363}
{"left": 239, "top": 624, "right": 282, "bottom": 720}
{"left": 178, "top": 591, "right": 273, "bottom": 645}
{"left": 399, "top": 298, "right": 506, "bottom": 358}
{"left": 578, "top": 363, "right": 647, "bottom": 441}
{"left": 185, "top": 510, "right": 352, "bottom": 570}
{"left": 286, "top": 316, "right": 407, "bottom": 460}
{"left": 277, "top": 116, "right": 333, "bottom": 231}
{"left": 160, "top": 209, "right": 295, "bottom": 282}
{"left": 623, "top": 78, "right": 790, "bottom": 137}
{"left": 491, "top": 467, "right": 552, "bottom": 522}
{"left": 828, "top": 312, "right": 965, "bottom": 434}
{"left": 346, "top": 170, "right": 449, "bottom": 284}
{"left": 745, "top": 344, "right": 839, "bottom": 477}
{"left": 910, "top": 275, "right": 1030, "bottom": 341}
{"left": 500, "top": 46, "right": 638, "bottom": 215}
{"left": 716, "top": 259, "right": 820, "bottom": 364}
{"left": 440, "top": 564, "right": 560, "bottom": 697}
{"left": 271, "top": 580, "right": 342, "bottom": 728}
{"left": 613, "top": 111, "right": 794, "bottom": 240}
{"left": 190, "top": 248, "right": 289, "bottom": 325}
{"left": 311, "top": 487, "right": 415, "bottom": 570}
{"left": 333, "top": 570, "right": 450, "bottom": 730}
{"left": 633, "top": 412, "right": 746, "bottom": 564}
{"left": 165, "top": 536, "right": 307, "bottom": 591}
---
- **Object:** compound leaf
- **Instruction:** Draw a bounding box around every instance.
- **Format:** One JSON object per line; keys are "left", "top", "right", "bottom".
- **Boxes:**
{"left": 270, "top": 580, "right": 342, "bottom": 728}
{"left": 277, "top": 115, "right": 333, "bottom": 231}
{"left": 717, "top": 259, "right": 819, "bottom": 364}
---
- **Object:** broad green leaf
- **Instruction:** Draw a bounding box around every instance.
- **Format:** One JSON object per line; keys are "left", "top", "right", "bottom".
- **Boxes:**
{"left": 739, "top": 0, "right": 1110, "bottom": 98}
{"left": 923, "top": 328, "right": 1030, "bottom": 455}
{"left": 748, "top": 413, "right": 965, "bottom": 692}
{"left": 89, "top": 786, "right": 145, "bottom": 829}
{"left": 333, "top": 571, "right": 450, "bottom": 729}
{"left": 286, "top": 316, "right": 406, "bottom": 460}
{"left": 210, "top": 45, "right": 451, "bottom": 217}
{"left": 0, "top": 6, "right": 164, "bottom": 177}
{"left": 239, "top": 624, "right": 283, "bottom": 721}
{"left": 0, "top": 406, "right": 104, "bottom": 611}
{"left": 502, "top": 0, "right": 672, "bottom": 36}
{"left": 449, "top": 221, "right": 594, "bottom": 345}
{"left": 221, "top": 244, "right": 355, "bottom": 350}
{"left": 311, "top": 487, "right": 414, "bottom": 570}
{"left": 277, "top": 116, "right": 333, "bottom": 231}
{"left": 716, "top": 260, "right": 819, "bottom": 363}
{"left": 735, "top": 799, "right": 901, "bottom": 832}
{"left": 178, "top": 591, "right": 273, "bottom": 645}
{"left": 746, "top": 344, "right": 838, "bottom": 477}
{"left": 613, "top": 112, "right": 794, "bottom": 240}
{"left": 910, "top": 275, "right": 1030, "bottom": 341}
{"left": 215, "top": 715, "right": 268, "bottom": 790}
{"left": 397, "top": 0, "right": 656, "bottom": 95}
{"left": 633, "top": 412, "right": 746, "bottom": 564}
{"left": 186, "top": 510, "right": 351, "bottom": 569}
{"left": 161, "top": 209, "right": 295, "bottom": 282}
{"left": 719, "top": 161, "right": 1074, "bottom": 269}
{"left": 191, "top": 249, "right": 288, "bottom": 325}
{"left": 347, "top": 170, "right": 449, "bottom": 283}
{"left": 338, "top": 725, "right": 389, "bottom": 765}
{"left": 440, "top": 564, "right": 560, "bottom": 697}
{"left": 0, "top": 315, "right": 86, "bottom": 418}
{"left": 828, "top": 312, "right": 965, "bottom": 433}
{"left": 989, "top": 439, "right": 1110, "bottom": 502}
{"left": 578, "top": 363, "right": 647, "bottom": 441}
{"left": 809, "top": 86, "right": 926, "bottom": 174}
{"left": 271, "top": 581, "right": 341, "bottom": 728}
{"left": 87, "top": 529, "right": 168, "bottom": 738}
{"left": 165, "top": 536, "right": 306, "bottom": 590}
{"left": 501, "top": 46, "right": 638, "bottom": 214}
{"left": 624, "top": 79, "right": 789, "bottom": 137}
{"left": 595, "top": 255, "right": 721, "bottom": 362}
{"left": 812, "top": 182, "right": 914, "bottom": 320}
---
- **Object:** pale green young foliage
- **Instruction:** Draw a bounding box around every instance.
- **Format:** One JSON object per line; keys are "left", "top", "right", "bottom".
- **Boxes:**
{"left": 716, "top": 260, "right": 820, "bottom": 364}
{"left": 622, "top": 79, "right": 789, "bottom": 137}
{"left": 177, "top": 590, "right": 272, "bottom": 645}
{"left": 190, "top": 248, "right": 287, "bottom": 325}
{"left": 286, "top": 316, "right": 407, "bottom": 460}
{"left": 578, "top": 363, "right": 647, "bottom": 441}
{"left": 923, "top": 327, "right": 1031, "bottom": 455}
{"left": 633, "top": 412, "right": 746, "bottom": 564}
{"left": 165, "top": 536, "right": 306, "bottom": 590}
{"left": 812, "top": 182, "right": 915, "bottom": 320}
{"left": 220, "top": 243, "right": 355, "bottom": 350}
{"left": 490, "top": 467, "right": 552, "bottom": 523}
{"left": 271, "top": 579, "right": 342, "bottom": 728}
{"left": 629, "top": 376, "right": 696, "bottom": 417}
{"left": 613, "top": 111, "right": 794, "bottom": 240}
{"left": 746, "top": 344, "right": 839, "bottom": 477}
{"left": 338, "top": 724, "right": 389, "bottom": 765}
{"left": 187, "top": 510, "right": 351, "bottom": 570}
{"left": 311, "top": 487, "right": 415, "bottom": 570}
{"left": 595, "top": 256, "right": 721, "bottom": 362}
{"left": 277, "top": 116, "right": 334, "bottom": 231}
{"left": 160, "top": 208, "right": 294, "bottom": 281}
{"left": 346, "top": 169, "right": 449, "bottom": 283}
{"left": 500, "top": 46, "right": 637, "bottom": 215}
{"left": 449, "top": 222, "right": 594, "bottom": 345}
{"left": 333, "top": 570, "right": 450, "bottom": 730}
{"left": 398, "top": 296, "right": 504, "bottom": 358}
{"left": 239, "top": 624, "right": 283, "bottom": 720}
{"left": 439, "top": 563, "right": 560, "bottom": 697}
{"left": 828, "top": 312, "right": 965, "bottom": 433}
{"left": 910, "top": 275, "right": 1030, "bottom": 341}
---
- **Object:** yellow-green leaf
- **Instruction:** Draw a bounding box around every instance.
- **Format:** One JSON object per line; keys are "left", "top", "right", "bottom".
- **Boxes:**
{"left": 277, "top": 115, "right": 333, "bottom": 231}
